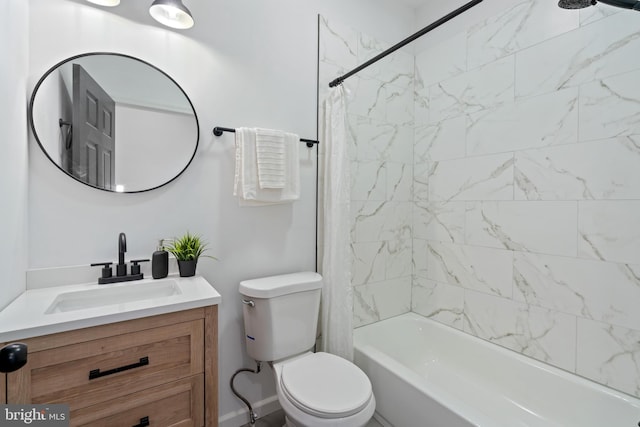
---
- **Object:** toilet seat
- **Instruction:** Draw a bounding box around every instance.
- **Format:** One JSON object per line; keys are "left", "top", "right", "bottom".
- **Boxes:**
{"left": 279, "top": 352, "right": 373, "bottom": 419}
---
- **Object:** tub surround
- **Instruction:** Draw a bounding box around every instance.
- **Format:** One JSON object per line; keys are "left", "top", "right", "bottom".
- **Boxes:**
{"left": 0, "top": 273, "right": 220, "bottom": 342}
{"left": 319, "top": 0, "right": 640, "bottom": 399}
{"left": 413, "top": 0, "right": 640, "bottom": 399}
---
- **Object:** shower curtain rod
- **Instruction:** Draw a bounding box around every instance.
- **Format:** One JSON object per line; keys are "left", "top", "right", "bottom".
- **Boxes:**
{"left": 328, "top": 0, "right": 484, "bottom": 88}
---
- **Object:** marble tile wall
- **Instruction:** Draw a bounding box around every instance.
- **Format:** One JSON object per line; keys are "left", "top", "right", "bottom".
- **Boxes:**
{"left": 319, "top": 0, "right": 640, "bottom": 399}
{"left": 413, "top": 0, "right": 640, "bottom": 398}
{"left": 319, "top": 16, "right": 414, "bottom": 329}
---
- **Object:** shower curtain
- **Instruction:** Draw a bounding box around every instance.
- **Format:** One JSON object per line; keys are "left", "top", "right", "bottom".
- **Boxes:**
{"left": 320, "top": 85, "right": 353, "bottom": 361}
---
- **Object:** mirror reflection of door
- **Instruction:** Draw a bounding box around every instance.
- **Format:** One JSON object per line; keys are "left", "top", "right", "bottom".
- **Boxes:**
{"left": 30, "top": 53, "right": 200, "bottom": 193}
{"left": 72, "top": 64, "right": 116, "bottom": 190}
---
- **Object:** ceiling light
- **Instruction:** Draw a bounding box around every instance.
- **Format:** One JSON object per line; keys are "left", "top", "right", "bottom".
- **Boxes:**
{"left": 149, "top": 0, "right": 194, "bottom": 29}
{"left": 86, "top": 0, "right": 120, "bottom": 6}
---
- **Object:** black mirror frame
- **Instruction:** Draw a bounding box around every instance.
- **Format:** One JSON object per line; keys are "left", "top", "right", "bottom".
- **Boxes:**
{"left": 28, "top": 52, "right": 200, "bottom": 194}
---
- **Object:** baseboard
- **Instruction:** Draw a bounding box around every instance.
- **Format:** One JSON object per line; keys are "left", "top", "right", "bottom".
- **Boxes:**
{"left": 373, "top": 411, "right": 394, "bottom": 427}
{"left": 218, "top": 395, "right": 281, "bottom": 427}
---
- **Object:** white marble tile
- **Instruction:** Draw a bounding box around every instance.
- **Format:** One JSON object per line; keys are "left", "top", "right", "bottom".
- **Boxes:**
{"left": 385, "top": 81, "right": 414, "bottom": 126}
{"left": 580, "top": 3, "right": 621, "bottom": 26}
{"left": 414, "top": 115, "right": 466, "bottom": 164}
{"left": 353, "top": 277, "right": 411, "bottom": 328}
{"left": 429, "top": 55, "right": 514, "bottom": 123}
{"left": 352, "top": 201, "right": 412, "bottom": 244}
{"left": 579, "top": 70, "right": 640, "bottom": 142}
{"left": 467, "top": 0, "right": 579, "bottom": 70}
{"left": 464, "top": 290, "right": 577, "bottom": 371}
{"left": 429, "top": 153, "right": 514, "bottom": 201}
{"left": 577, "top": 319, "right": 640, "bottom": 398}
{"left": 465, "top": 201, "right": 578, "bottom": 256}
{"left": 578, "top": 201, "right": 640, "bottom": 265}
{"left": 515, "top": 12, "right": 640, "bottom": 99}
{"left": 413, "top": 162, "right": 431, "bottom": 202}
{"left": 413, "top": 201, "right": 465, "bottom": 243}
{"left": 514, "top": 252, "right": 640, "bottom": 330}
{"left": 415, "top": 32, "right": 467, "bottom": 89}
{"left": 351, "top": 160, "right": 386, "bottom": 201}
{"left": 352, "top": 241, "right": 386, "bottom": 287}
{"left": 413, "top": 238, "right": 428, "bottom": 278}
{"left": 344, "top": 113, "right": 359, "bottom": 160}
{"left": 386, "top": 235, "right": 413, "bottom": 280}
{"left": 414, "top": 73, "right": 430, "bottom": 126}
{"left": 348, "top": 74, "right": 387, "bottom": 122}
{"left": 515, "top": 137, "right": 640, "bottom": 200}
{"left": 467, "top": 88, "right": 579, "bottom": 156}
{"left": 318, "top": 16, "right": 358, "bottom": 72}
{"left": 358, "top": 34, "right": 414, "bottom": 86}
{"left": 351, "top": 115, "right": 413, "bottom": 163}
{"left": 427, "top": 242, "right": 513, "bottom": 298}
{"left": 386, "top": 161, "right": 412, "bottom": 202}
{"left": 351, "top": 200, "right": 384, "bottom": 243}
{"left": 412, "top": 277, "right": 464, "bottom": 330}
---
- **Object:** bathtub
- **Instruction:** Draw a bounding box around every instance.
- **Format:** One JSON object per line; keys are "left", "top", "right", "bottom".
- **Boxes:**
{"left": 353, "top": 312, "right": 640, "bottom": 427}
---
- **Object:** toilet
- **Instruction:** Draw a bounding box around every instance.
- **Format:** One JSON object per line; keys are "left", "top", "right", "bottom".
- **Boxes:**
{"left": 239, "top": 271, "right": 376, "bottom": 427}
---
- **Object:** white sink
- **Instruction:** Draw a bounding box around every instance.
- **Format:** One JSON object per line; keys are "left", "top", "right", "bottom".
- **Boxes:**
{"left": 45, "top": 279, "right": 182, "bottom": 314}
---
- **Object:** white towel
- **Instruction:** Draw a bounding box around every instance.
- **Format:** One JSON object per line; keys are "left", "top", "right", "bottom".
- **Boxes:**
{"left": 256, "top": 128, "right": 286, "bottom": 189}
{"left": 234, "top": 127, "right": 300, "bottom": 206}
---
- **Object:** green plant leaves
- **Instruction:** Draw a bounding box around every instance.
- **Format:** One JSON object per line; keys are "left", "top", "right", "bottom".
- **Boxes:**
{"left": 165, "top": 232, "right": 216, "bottom": 261}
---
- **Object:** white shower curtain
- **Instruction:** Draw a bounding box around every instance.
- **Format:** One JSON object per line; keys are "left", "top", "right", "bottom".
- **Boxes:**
{"left": 320, "top": 85, "right": 353, "bottom": 361}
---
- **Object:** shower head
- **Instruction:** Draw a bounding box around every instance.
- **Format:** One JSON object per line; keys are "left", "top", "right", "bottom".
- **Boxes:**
{"left": 558, "top": 0, "right": 596, "bottom": 8}
{"left": 558, "top": 0, "right": 640, "bottom": 10}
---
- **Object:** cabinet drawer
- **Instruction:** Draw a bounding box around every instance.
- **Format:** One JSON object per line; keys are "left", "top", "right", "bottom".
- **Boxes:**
{"left": 71, "top": 374, "right": 204, "bottom": 427}
{"left": 8, "top": 320, "right": 203, "bottom": 409}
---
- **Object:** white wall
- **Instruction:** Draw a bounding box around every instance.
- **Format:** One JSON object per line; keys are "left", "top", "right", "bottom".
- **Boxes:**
{"left": 0, "top": 0, "right": 28, "bottom": 310}
{"left": 24, "top": 0, "right": 414, "bottom": 425}
{"left": 30, "top": 70, "right": 72, "bottom": 168}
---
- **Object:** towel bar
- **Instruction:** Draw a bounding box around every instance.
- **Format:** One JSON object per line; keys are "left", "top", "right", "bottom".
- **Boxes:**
{"left": 213, "top": 126, "right": 319, "bottom": 148}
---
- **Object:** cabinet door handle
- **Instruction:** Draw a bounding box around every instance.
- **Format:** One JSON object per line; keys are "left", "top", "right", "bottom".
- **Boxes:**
{"left": 132, "top": 416, "right": 150, "bottom": 427}
{"left": 89, "top": 356, "right": 149, "bottom": 380}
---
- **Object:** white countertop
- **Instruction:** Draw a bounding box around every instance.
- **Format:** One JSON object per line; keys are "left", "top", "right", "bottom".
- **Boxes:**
{"left": 0, "top": 274, "right": 221, "bottom": 342}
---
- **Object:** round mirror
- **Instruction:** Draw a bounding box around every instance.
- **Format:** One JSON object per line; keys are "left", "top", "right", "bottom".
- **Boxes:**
{"left": 29, "top": 52, "right": 199, "bottom": 193}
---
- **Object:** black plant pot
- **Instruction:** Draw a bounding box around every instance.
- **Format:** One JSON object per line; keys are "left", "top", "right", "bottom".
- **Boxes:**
{"left": 177, "top": 259, "right": 197, "bottom": 277}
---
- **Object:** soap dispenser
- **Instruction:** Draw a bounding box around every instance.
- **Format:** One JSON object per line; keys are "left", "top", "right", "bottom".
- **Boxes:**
{"left": 152, "top": 239, "right": 169, "bottom": 279}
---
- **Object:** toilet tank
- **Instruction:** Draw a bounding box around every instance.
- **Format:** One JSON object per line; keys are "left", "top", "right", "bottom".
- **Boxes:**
{"left": 239, "top": 272, "right": 322, "bottom": 362}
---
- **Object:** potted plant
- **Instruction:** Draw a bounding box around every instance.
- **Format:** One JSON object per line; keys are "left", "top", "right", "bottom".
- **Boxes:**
{"left": 165, "top": 232, "right": 215, "bottom": 277}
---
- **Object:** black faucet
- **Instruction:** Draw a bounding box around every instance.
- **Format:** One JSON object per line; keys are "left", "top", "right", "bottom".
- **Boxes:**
{"left": 90, "top": 232, "right": 149, "bottom": 284}
{"left": 117, "top": 232, "right": 127, "bottom": 276}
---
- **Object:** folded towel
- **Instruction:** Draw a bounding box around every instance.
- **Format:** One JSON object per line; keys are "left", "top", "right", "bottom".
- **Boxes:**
{"left": 234, "top": 127, "right": 300, "bottom": 206}
{"left": 256, "top": 128, "right": 286, "bottom": 189}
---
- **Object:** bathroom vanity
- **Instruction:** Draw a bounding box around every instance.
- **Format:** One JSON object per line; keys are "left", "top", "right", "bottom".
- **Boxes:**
{"left": 0, "top": 275, "right": 220, "bottom": 427}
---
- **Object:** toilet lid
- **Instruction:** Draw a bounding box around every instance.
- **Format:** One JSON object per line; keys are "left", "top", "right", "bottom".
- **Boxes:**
{"left": 280, "top": 352, "right": 372, "bottom": 419}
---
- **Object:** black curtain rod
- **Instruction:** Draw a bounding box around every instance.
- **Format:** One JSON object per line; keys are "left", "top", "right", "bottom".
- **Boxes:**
{"left": 328, "top": 0, "right": 484, "bottom": 88}
{"left": 213, "top": 126, "right": 319, "bottom": 148}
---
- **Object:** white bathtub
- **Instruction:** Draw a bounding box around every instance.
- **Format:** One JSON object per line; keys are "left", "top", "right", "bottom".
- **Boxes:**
{"left": 353, "top": 312, "right": 640, "bottom": 427}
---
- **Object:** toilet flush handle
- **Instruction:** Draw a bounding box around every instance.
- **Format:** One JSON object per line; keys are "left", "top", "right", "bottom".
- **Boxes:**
{"left": 241, "top": 299, "right": 255, "bottom": 307}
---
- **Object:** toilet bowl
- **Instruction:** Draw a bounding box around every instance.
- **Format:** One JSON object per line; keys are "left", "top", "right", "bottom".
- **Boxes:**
{"left": 272, "top": 352, "right": 376, "bottom": 427}
{"left": 239, "top": 272, "right": 376, "bottom": 427}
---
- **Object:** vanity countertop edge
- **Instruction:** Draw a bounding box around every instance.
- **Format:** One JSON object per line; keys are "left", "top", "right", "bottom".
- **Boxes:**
{"left": 0, "top": 275, "right": 221, "bottom": 342}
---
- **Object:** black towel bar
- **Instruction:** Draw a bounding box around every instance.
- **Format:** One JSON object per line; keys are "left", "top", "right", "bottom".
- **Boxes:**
{"left": 213, "top": 126, "right": 319, "bottom": 148}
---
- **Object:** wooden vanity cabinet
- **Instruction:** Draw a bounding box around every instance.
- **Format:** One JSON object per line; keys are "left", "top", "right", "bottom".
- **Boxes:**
{"left": 3, "top": 306, "right": 218, "bottom": 427}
